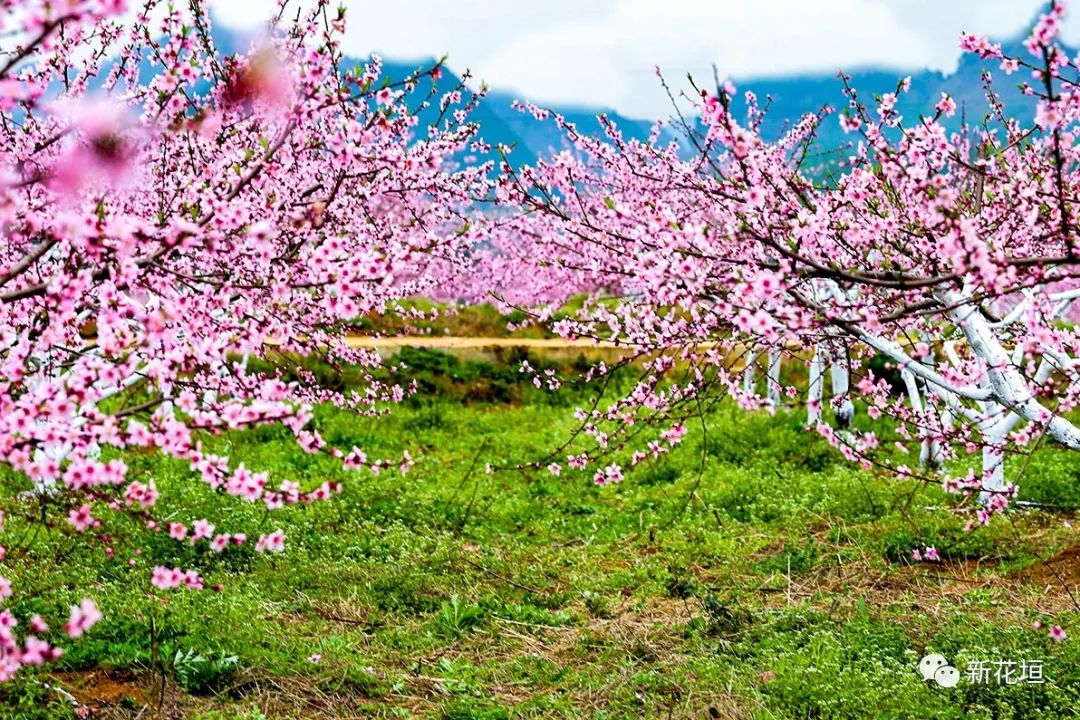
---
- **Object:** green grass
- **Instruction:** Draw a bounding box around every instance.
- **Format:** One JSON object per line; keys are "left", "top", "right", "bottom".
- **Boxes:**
{"left": 348, "top": 300, "right": 552, "bottom": 339}
{"left": 1, "top": 356, "right": 1079, "bottom": 718}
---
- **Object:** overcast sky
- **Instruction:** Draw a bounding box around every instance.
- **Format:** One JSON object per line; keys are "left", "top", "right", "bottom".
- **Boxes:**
{"left": 207, "top": 0, "right": 1074, "bottom": 118}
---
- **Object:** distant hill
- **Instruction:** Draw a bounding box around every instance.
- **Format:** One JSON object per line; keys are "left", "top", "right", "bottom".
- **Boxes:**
{"left": 212, "top": 23, "right": 658, "bottom": 167}
{"left": 367, "top": 39, "right": 1067, "bottom": 173}
{"left": 210, "top": 20, "right": 1062, "bottom": 170}
{"left": 365, "top": 58, "right": 663, "bottom": 169}
{"left": 724, "top": 40, "right": 1056, "bottom": 171}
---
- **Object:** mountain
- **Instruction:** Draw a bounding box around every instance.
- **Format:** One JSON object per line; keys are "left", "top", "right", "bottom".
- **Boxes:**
{"left": 212, "top": 20, "right": 1062, "bottom": 170}
{"left": 369, "top": 58, "right": 663, "bottom": 169}
{"left": 372, "top": 41, "right": 1066, "bottom": 173}
{"left": 717, "top": 38, "right": 1069, "bottom": 172}
{"left": 211, "top": 19, "right": 659, "bottom": 167}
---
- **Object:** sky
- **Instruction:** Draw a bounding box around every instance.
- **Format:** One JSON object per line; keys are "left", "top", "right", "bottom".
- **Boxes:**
{"left": 207, "top": 0, "right": 1077, "bottom": 119}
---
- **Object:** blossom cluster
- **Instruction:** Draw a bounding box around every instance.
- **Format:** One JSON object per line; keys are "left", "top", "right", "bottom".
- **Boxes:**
{"left": 482, "top": 0, "right": 1080, "bottom": 536}
{"left": 0, "top": 0, "right": 489, "bottom": 680}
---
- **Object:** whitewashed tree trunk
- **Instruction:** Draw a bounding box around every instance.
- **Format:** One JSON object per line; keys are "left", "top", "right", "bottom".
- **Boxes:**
{"left": 973, "top": 359, "right": 1053, "bottom": 503}
{"left": 980, "top": 429, "right": 1008, "bottom": 502}
{"left": 807, "top": 345, "right": 825, "bottom": 426}
{"left": 941, "top": 289, "right": 1080, "bottom": 451}
{"left": 901, "top": 368, "right": 932, "bottom": 468}
{"left": 767, "top": 349, "right": 782, "bottom": 408}
{"left": 830, "top": 357, "right": 853, "bottom": 427}
{"left": 742, "top": 349, "right": 758, "bottom": 395}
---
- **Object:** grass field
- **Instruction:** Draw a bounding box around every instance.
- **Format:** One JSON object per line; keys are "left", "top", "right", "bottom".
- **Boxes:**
{"left": 1, "top": 349, "right": 1079, "bottom": 719}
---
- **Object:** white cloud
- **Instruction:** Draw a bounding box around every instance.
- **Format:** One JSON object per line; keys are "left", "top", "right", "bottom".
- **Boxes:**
{"left": 207, "top": 0, "right": 1068, "bottom": 118}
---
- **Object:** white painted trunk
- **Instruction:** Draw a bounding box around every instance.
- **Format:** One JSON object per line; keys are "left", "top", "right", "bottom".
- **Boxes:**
{"left": 830, "top": 360, "right": 854, "bottom": 427}
{"left": 807, "top": 346, "right": 825, "bottom": 426}
{"left": 943, "top": 290, "right": 1080, "bottom": 451}
{"left": 900, "top": 369, "right": 934, "bottom": 468}
{"left": 930, "top": 408, "right": 950, "bottom": 469}
{"left": 980, "top": 433, "right": 1007, "bottom": 504}
{"left": 742, "top": 350, "right": 758, "bottom": 395}
{"left": 767, "top": 349, "right": 782, "bottom": 408}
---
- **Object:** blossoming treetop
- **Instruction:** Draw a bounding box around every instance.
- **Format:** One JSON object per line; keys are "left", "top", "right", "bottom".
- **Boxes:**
{"left": 491, "top": 1, "right": 1080, "bottom": 525}
{"left": 0, "top": 0, "right": 487, "bottom": 678}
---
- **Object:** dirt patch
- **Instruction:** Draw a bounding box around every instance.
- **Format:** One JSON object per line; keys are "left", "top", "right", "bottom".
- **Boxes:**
{"left": 55, "top": 669, "right": 148, "bottom": 707}
{"left": 1015, "top": 543, "right": 1080, "bottom": 592}
{"left": 311, "top": 598, "right": 376, "bottom": 629}
{"left": 53, "top": 669, "right": 374, "bottom": 720}
{"left": 345, "top": 334, "right": 641, "bottom": 364}
{"left": 345, "top": 335, "right": 624, "bottom": 350}
{"left": 717, "top": 543, "right": 1080, "bottom": 622}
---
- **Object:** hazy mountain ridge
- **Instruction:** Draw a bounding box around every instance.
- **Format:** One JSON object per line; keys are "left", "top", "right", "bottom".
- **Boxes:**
{"left": 379, "top": 38, "right": 1069, "bottom": 170}
{"left": 729, "top": 40, "right": 1061, "bottom": 163}
{"left": 209, "top": 20, "right": 1067, "bottom": 168}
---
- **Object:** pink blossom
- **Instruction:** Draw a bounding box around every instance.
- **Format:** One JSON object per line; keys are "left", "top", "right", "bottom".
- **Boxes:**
{"left": 660, "top": 423, "right": 687, "bottom": 446}
{"left": 48, "top": 99, "right": 139, "bottom": 194}
{"left": 592, "top": 464, "right": 624, "bottom": 486}
{"left": 67, "top": 505, "right": 94, "bottom": 533}
{"left": 191, "top": 519, "right": 215, "bottom": 544}
{"left": 935, "top": 93, "right": 957, "bottom": 117}
{"left": 1036, "top": 100, "right": 1063, "bottom": 129}
{"left": 151, "top": 566, "right": 180, "bottom": 590}
{"left": 98, "top": 0, "right": 129, "bottom": 14}
{"left": 64, "top": 599, "right": 102, "bottom": 638}
{"left": 255, "top": 530, "right": 286, "bottom": 553}
{"left": 21, "top": 637, "right": 60, "bottom": 666}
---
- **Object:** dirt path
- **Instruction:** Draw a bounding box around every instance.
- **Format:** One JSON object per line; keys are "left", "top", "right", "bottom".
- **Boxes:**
{"left": 343, "top": 335, "right": 624, "bottom": 349}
